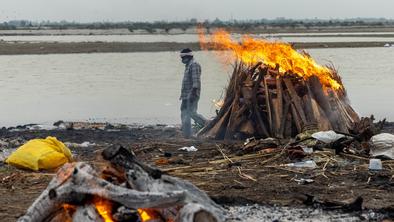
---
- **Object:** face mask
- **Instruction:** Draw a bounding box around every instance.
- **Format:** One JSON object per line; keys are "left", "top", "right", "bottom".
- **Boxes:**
{"left": 181, "top": 57, "right": 191, "bottom": 64}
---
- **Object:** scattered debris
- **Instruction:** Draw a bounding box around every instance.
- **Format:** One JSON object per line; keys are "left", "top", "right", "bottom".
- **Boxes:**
{"left": 285, "top": 160, "right": 317, "bottom": 169}
{"left": 178, "top": 146, "right": 198, "bottom": 152}
{"left": 0, "top": 148, "right": 16, "bottom": 162}
{"left": 312, "top": 130, "right": 346, "bottom": 143}
{"left": 302, "top": 147, "right": 314, "bottom": 154}
{"left": 1, "top": 123, "right": 394, "bottom": 221}
{"left": 369, "top": 159, "right": 383, "bottom": 171}
{"left": 287, "top": 145, "right": 309, "bottom": 160}
{"left": 0, "top": 138, "right": 26, "bottom": 149}
{"left": 65, "top": 141, "right": 96, "bottom": 148}
{"left": 293, "top": 178, "right": 315, "bottom": 185}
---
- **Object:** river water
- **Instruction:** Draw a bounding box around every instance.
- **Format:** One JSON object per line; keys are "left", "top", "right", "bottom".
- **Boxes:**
{"left": 1, "top": 33, "right": 394, "bottom": 43}
{"left": 0, "top": 47, "right": 393, "bottom": 126}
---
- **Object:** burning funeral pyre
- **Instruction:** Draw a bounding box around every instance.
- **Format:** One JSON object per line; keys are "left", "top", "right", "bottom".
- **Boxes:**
{"left": 198, "top": 30, "right": 360, "bottom": 140}
{"left": 18, "top": 146, "right": 225, "bottom": 222}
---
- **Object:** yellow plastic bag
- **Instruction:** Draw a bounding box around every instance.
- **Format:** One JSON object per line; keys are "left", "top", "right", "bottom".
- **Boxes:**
{"left": 6, "top": 136, "right": 73, "bottom": 171}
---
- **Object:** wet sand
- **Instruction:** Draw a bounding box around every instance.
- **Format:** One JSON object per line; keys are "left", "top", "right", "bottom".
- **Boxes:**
{"left": 0, "top": 41, "right": 393, "bottom": 55}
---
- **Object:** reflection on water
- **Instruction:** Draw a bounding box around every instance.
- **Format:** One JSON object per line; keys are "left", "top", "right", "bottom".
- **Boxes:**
{"left": 0, "top": 48, "right": 393, "bottom": 126}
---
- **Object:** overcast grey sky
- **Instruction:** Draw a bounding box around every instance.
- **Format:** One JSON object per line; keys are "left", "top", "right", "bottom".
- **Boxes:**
{"left": 0, "top": 0, "right": 393, "bottom": 22}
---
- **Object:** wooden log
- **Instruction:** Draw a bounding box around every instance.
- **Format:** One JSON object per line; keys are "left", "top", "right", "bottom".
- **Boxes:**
{"left": 275, "top": 77, "right": 284, "bottom": 137}
{"left": 327, "top": 90, "right": 349, "bottom": 133}
{"left": 264, "top": 76, "right": 273, "bottom": 134}
{"left": 290, "top": 103, "right": 303, "bottom": 133}
{"left": 310, "top": 98, "right": 332, "bottom": 131}
{"left": 18, "top": 163, "right": 187, "bottom": 222}
{"left": 332, "top": 90, "right": 360, "bottom": 124}
{"left": 21, "top": 146, "right": 225, "bottom": 222}
{"left": 222, "top": 63, "right": 264, "bottom": 139}
{"left": 111, "top": 147, "right": 225, "bottom": 222}
{"left": 252, "top": 68, "right": 270, "bottom": 138}
{"left": 283, "top": 78, "right": 307, "bottom": 130}
{"left": 72, "top": 205, "right": 104, "bottom": 222}
{"left": 271, "top": 97, "right": 280, "bottom": 135}
{"left": 197, "top": 95, "right": 233, "bottom": 137}
{"left": 224, "top": 104, "right": 247, "bottom": 139}
{"left": 335, "top": 99, "right": 354, "bottom": 129}
{"left": 204, "top": 107, "right": 231, "bottom": 139}
{"left": 343, "top": 103, "right": 360, "bottom": 123}
{"left": 279, "top": 99, "right": 291, "bottom": 137}
{"left": 307, "top": 76, "right": 341, "bottom": 130}
{"left": 254, "top": 105, "right": 269, "bottom": 138}
{"left": 239, "top": 120, "right": 255, "bottom": 136}
{"left": 224, "top": 71, "right": 249, "bottom": 139}
{"left": 333, "top": 92, "right": 360, "bottom": 129}
{"left": 284, "top": 109, "right": 294, "bottom": 138}
{"left": 335, "top": 88, "right": 360, "bottom": 123}
{"left": 307, "top": 76, "right": 332, "bottom": 113}
{"left": 302, "top": 94, "right": 317, "bottom": 125}
{"left": 176, "top": 203, "right": 219, "bottom": 222}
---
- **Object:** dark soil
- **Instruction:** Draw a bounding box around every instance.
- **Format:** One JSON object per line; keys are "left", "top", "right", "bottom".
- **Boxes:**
{"left": 0, "top": 124, "right": 393, "bottom": 221}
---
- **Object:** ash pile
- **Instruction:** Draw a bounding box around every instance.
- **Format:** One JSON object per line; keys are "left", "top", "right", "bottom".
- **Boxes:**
{"left": 18, "top": 146, "right": 225, "bottom": 222}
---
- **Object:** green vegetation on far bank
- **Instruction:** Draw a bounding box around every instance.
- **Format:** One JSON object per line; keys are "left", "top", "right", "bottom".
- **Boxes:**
{"left": 1, "top": 18, "right": 394, "bottom": 34}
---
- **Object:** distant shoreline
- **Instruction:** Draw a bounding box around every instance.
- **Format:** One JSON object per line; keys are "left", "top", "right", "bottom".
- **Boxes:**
{"left": 2, "top": 26, "right": 394, "bottom": 36}
{"left": 0, "top": 41, "right": 392, "bottom": 55}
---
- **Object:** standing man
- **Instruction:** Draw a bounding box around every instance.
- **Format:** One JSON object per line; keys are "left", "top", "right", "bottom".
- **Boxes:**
{"left": 179, "top": 48, "right": 206, "bottom": 138}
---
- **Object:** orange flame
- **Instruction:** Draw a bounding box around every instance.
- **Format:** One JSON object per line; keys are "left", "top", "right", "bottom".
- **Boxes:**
{"left": 62, "top": 204, "right": 76, "bottom": 222}
{"left": 93, "top": 198, "right": 114, "bottom": 222}
{"left": 138, "top": 209, "right": 162, "bottom": 222}
{"left": 198, "top": 29, "right": 342, "bottom": 90}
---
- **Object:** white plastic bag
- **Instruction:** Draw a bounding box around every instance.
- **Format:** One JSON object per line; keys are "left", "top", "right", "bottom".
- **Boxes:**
{"left": 370, "top": 133, "right": 394, "bottom": 159}
{"left": 178, "top": 146, "right": 198, "bottom": 152}
{"left": 285, "top": 160, "right": 317, "bottom": 169}
{"left": 311, "top": 130, "right": 345, "bottom": 143}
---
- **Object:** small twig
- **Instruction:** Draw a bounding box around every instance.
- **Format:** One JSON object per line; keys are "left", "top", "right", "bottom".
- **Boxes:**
{"left": 340, "top": 153, "right": 369, "bottom": 161}
{"left": 320, "top": 172, "right": 328, "bottom": 179}
{"left": 233, "top": 180, "right": 245, "bottom": 186}
{"left": 260, "top": 153, "right": 283, "bottom": 166}
{"left": 289, "top": 137, "right": 315, "bottom": 146}
{"left": 322, "top": 159, "right": 331, "bottom": 171}
{"left": 216, "top": 144, "right": 257, "bottom": 182}
{"left": 236, "top": 167, "right": 257, "bottom": 182}
{"left": 333, "top": 130, "right": 358, "bottom": 138}
{"left": 216, "top": 144, "right": 233, "bottom": 163}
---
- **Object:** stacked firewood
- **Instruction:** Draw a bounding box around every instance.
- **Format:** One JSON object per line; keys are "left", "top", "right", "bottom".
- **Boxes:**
{"left": 198, "top": 62, "right": 360, "bottom": 140}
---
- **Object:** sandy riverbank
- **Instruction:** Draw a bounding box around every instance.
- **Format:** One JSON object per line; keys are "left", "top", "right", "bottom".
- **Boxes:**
{"left": 0, "top": 41, "right": 393, "bottom": 55}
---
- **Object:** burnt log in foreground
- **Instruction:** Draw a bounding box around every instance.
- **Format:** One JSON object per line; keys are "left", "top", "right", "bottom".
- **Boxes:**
{"left": 18, "top": 146, "right": 225, "bottom": 222}
{"left": 198, "top": 62, "right": 360, "bottom": 140}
